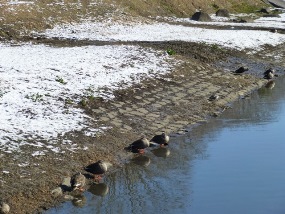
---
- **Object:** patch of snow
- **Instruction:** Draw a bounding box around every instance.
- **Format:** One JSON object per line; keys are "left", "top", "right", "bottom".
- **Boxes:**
{"left": 166, "top": 12, "right": 285, "bottom": 30}
{"left": 41, "top": 18, "right": 285, "bottom": 50}
{"left": 8, "top": 0, "right": 34, "bottom": 5}
{"left": 18, "top": 162, "right": 29, "bottom": 167}
{"left": 0, "top": 43, "right": 175, "bottom": 152}
{"left": 31, "top": 151, "right": 46, "bottom": 156}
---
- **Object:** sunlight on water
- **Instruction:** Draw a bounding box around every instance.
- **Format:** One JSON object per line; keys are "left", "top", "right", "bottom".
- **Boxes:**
{"left": 47, "top": 77, "right": 285, "bottom": 214}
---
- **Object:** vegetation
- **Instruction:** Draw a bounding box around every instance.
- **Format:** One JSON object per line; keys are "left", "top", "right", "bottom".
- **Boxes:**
{"left": 55, "top": 76, "right": 67, "bottom": 85}
{"left": 25, "top": 93, "right": 44, "bottom": 102}
{"left": 0, "top": 0, "right": 268, "bottom": 40}
{"left": 230, "top": 2, "right": 262, "bottom": 13}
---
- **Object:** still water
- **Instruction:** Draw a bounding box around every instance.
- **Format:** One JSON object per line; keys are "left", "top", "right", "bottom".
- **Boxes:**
{"left": 47, "top": 76, "right": 285, "bottom": 214}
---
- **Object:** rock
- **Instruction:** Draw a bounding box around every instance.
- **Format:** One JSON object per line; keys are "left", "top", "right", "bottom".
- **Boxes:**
{"left": 191, "top": 12, "right": 212, "bottom": 22}
{"left": 51, "top": 187, "right": 63, "bottom": 198}
{"left": 269, "top": 29, "right": 278, "bottom": 33}
{"left": 260, "top": 7, "right": 271, "bottom": 13}
{"left": 63, "top": 195, "right": 74, "bottom": 200}
{"left": 216, "top": 9, "right": 230, "bottom": 17}
{"left": 0, "top": 202, "right": 10, "bottom": 214}
{"left": 60, "top": 176, "right": 72, "bottom": 191}
{"left": 212, "top": 112, "right": 220, "bottom": 117}
{"left": 268, "top": 0, "right": 285, "bottom": 9}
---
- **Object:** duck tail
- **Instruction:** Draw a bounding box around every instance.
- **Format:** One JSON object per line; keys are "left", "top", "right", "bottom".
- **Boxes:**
{"left": 124, "top": 145, "right": 132, "bottom": 151}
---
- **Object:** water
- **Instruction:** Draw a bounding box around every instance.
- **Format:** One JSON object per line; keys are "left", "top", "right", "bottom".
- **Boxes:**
{"left": 47, "top": 76, "right": 285, "bottom": 214}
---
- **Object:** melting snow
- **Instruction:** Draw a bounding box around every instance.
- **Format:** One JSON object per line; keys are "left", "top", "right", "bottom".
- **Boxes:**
{"left": 2, "top": 8, "right": 285, "bottom": 154}
{"left": 0, "top": 44, "right": 174, "bottom": 152}
{"left": 166, "top": 11, "right": 285, "bottom": 30}
{"left": 41, "top": 16, "right": 285, "bottom": 50}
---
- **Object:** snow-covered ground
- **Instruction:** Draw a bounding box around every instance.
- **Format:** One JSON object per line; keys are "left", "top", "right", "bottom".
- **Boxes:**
{"left": 0, "top": 44, "right": 175, "bottom": 153}
{"left": 40, "top": 12, "right": 285, "bottom": 50}
{"left": 163, "top": 11, "right": 285, "bottom": 30}
{"left": 1, "top": 8, "right": 285, "bottom": 154}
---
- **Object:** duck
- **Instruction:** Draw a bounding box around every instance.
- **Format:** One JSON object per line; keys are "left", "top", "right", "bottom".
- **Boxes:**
{"left": 150, "top": 132, "right": 169, "bottom": 147}
{"left": 234, "top": 66, "right": 248, "bottom": 74}
{"left": 264, "top": 68, "right": 275, "bottom": 79}
{"left": 85, "top": 160, "right": 112, "bottom": 182}
{"left": 70, "top": 172, "right": 86, "bottom": 191}
{"left": 125, "top": 137, "right": 150, "bottom": 154}
{"left": 208, "top": 94, "right": 220, "bottom": 101}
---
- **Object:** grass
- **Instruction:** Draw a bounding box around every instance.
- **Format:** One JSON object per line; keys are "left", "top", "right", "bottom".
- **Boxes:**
{"left": 0, "top": 90, "right": 4, "bottom": 98}
{"left": 230, "top": 2, "right": 263, "bottom": 13}
{"left": 167, "top": 48, "right": 176, "bottom": 55}
{"left": 25, "top": 93, "right": 44, "bottom": 102}
{"left": 79, "top": 98, "right": 87, "bottom": 107}
{"left": 55, "top": 76, "right": 67, "bottom": 85}
{"left": 210, "top": 44, "right": 220, "bottom": 51}
{"left": 211, "top": 3, "right": 220, "bottom": 10}
{"left": 0, "top": 0, "right": 267, "bottom": 40}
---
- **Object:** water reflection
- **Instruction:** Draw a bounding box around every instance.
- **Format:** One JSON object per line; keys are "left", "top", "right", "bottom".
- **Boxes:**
{"left": 88, "top": 183, "right": 109, "bottom": 197}
{"left": 130, "top": 155, "right": 151, "bottom": 167}
{"left": 265, "top": 80, "right": 275, "bottom": 89}
{"left": 151, "top": 147, "right": 171, "bottom": 158}
{"left": 46, "top": 76, "right": 285, "bottom": 214}
{"left": 71, "top": 195, "right": 86, "bottom": 208}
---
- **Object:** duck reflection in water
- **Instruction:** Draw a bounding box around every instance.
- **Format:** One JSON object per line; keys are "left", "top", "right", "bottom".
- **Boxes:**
{"left": 131, "top": 155, "right": 151, "bottom": 167}
{"left": 88, "top": 183, "right": 109, "bottom": 197}
{"left": 71, "top": 194, "right": 87, "bottom": 208}
{"left": 151, "top": 147, "right": 171, "bottom": 158}
{"left": 265, "top": 80, "right": 275, "bottom": 89}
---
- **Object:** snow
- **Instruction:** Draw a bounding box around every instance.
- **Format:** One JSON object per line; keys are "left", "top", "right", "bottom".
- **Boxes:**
{"left": 2, "top": 7, "right": 285, "bottom": 154}
{"left": 166, "top": 12, "right": 285, "bottom": 30}
{"left": 8, "top": 0, "right": 34, "bottom": 5}
{"left": 41, "top": 14, "right": 285, "bottom": 50}
{"left": 0, "top": 44, "right": 174, "bottom": 152}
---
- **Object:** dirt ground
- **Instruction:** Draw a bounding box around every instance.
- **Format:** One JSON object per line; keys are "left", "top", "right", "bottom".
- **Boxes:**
{"left": 1, "top": 1, "right": 284, "bottom": 213}
{"left": 1, "top": 38, "right": 281, "bottom": 214}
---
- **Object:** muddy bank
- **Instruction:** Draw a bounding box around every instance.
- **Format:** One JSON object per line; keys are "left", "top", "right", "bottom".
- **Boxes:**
{"left": 2, "top": 37, "right": 283, "bottom": 213}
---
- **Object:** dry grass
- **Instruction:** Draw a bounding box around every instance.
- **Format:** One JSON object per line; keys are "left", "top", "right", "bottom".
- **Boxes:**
{"left": 0, "top": 0, "right": 267, "bottom": 39}
{"left": 116, "top": 0, "right": 266, "bottom": 16}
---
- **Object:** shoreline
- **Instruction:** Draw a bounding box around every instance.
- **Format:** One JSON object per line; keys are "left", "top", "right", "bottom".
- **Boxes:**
{"left": 1, "top": 1, "right": 285, "bottom": 212}
{"left": 1, "top": 41, "right": 274, "bottom": 213}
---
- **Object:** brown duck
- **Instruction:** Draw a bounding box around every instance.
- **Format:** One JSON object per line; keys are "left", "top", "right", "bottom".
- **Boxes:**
{"left": 71, "top": 172, "right": 86, "bottom": 191}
